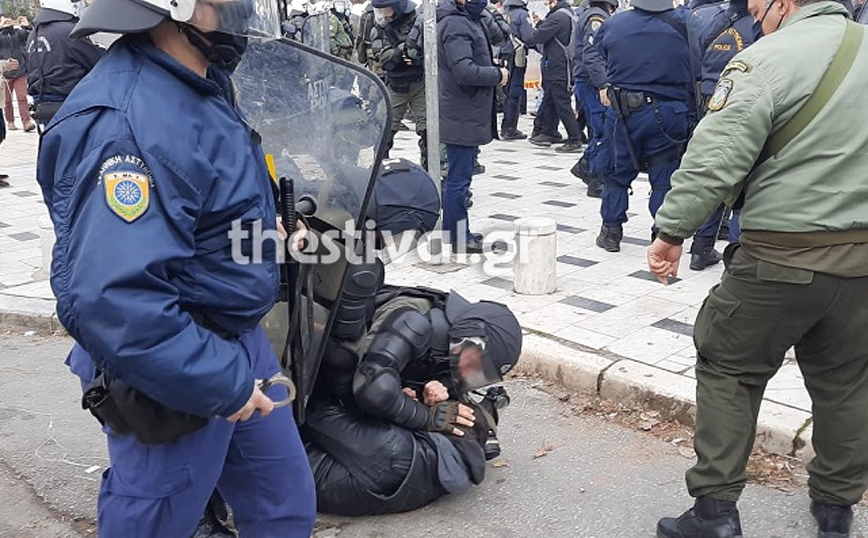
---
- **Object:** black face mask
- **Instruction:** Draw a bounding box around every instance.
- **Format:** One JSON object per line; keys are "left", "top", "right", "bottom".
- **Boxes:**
{"left": 181, "top": 24, "right": 249, "bottom": 72}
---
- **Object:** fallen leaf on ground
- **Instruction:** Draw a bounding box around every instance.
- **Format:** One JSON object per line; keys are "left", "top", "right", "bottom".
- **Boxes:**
{"left": 492, "top": 459, "right": 510, "bottom": 468}
{"left": 533, "top": 442, "right": 556, "bottom": 459}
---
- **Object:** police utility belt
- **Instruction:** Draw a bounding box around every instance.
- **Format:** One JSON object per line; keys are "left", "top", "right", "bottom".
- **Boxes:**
{"left": 81, "top": 312, "right": 235, "bottom": 445}
{"left": 607, "top": 87, "right": 656, "bottom": 119}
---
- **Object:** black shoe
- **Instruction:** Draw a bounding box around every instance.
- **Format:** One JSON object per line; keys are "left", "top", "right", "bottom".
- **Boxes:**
{"left": 0, "top": 177, "right": 9, "bottom": 188}
{"left": 595, "top": 224, "right": 622, "bottom": 253}
{"left": 452, "top": 237, "right": 484, "bottom": 254}
{"left": 689, "top": 247, "right": 722, "bottom": 271}
{"left": 555, "top": 141, "right": 583, "bottom": 154}
{"left": 657, "top": 497, "right": 743, "bottom": 538}
{"left": 549, "top": 132, "right": 565, "bottom": 143}
{"left": 570, "top": 155, "right": 592, "bottom": 185}
{"left": 811, "top": 502, "right": 852, "bottom": 538}
{"left": 193, "top": 492, "right": 236, "bottom": 538}
{"left": 471, "top": 232, "right": 483, "bottom": 243}
{"left": 586, "top": 179, "right": 603, "bottom": 199}
{"left": 529, "top": 134, "right": 552, "bottom": 147}
{"left": 473, "top": 163, "right": 486, "bottom": 175}
{"left": 501, "top": 128, "right": 527, "bottom": 141}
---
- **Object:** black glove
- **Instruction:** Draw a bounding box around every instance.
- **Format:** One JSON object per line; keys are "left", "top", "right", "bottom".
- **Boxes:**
{"left": 426, "top": 401, "right": 460, "bottom": 433}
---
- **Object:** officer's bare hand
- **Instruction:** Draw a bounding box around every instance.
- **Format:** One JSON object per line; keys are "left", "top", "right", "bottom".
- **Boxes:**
{"left": 648, "top": 238, "right": 682, "bottom": 285}
{"left": 423, "top": 380, "right": 450, "bottom": 406}
{"left": 4, "top": 58, "right": 19, "bottom": 71}
{"left": 402, "top": 387, "right": 419, "bottom": 401}
{"left": 226, "top": 384, "right": 275, "bottom": 422}
{"left": 499, "top": 67, "right": 509, "bottom": 86}
{"left": 531, "top": 12, "right": 541, "bottom": 25}
{"left": 277, "top": 218, "right": 308, "bottom": 254}
{"left": 599, "top": 88, "right": 611, "bottom": 107}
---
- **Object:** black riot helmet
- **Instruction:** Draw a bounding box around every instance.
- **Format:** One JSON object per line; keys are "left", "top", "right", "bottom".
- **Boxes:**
{"left": 445, "top": 294, "right": 522, "bottom": 394}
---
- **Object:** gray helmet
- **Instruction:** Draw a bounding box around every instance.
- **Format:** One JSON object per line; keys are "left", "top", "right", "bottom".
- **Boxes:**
{"left": 631, "top": 0, "right": 674, "bottom": 11}
{"left": 71, "top": 0, "right": 166, "bottom": 38}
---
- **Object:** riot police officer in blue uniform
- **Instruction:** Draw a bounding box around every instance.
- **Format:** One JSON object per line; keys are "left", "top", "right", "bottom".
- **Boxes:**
{"left": 571, "top": 0, "right": 616, "bottom": 198}
{"left": 502, "top": 0, "right": 535, "bottom": 140}
{"left": 687, "top": 0, "right": 760, "bottom": 270}
{"left": 35, "top": 0, "right": 317, "bottom": 536}
{"left": 593, "top": 0, "right": 693, "bottom": 252}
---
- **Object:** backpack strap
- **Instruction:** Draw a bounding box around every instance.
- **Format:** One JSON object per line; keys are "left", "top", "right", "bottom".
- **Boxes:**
{"left": 757, "top": 20, "right": 863, "bottom": 164}
{"left": 733, "top": 21, "right": 864, "bottom": 209}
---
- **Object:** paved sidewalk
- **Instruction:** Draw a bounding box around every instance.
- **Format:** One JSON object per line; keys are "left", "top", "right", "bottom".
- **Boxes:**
{"left": 0, "top": 114, "right": 813, "bottom": 456}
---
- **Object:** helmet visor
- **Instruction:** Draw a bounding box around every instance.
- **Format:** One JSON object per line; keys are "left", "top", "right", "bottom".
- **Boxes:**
{"left": 449, "top": 337, "right": 505, "bottom": 394}
{"left": 189, "top": 0, "right": 280, "bottom": 37}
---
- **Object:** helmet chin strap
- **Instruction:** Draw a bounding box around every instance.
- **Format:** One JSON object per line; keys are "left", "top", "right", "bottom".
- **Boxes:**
{"left": 177, "top": 23, "right": 244, "bottom": 71}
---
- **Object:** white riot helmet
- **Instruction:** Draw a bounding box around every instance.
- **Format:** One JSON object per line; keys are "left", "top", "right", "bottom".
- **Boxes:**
{"left": 71, "top": 0, "right": 281, "bottom": 40}
{"left": 38, "top": 0, "right": 83, "bottom": 18}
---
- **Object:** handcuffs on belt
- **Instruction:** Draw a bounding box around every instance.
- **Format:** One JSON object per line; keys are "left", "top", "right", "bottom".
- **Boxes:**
{"left": 257, "top": 373, "right": 297, "bottom": 408}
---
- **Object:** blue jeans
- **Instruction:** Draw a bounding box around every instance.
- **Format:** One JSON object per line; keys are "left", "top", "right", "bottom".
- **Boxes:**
{"left": 67, "top": 326, "right": 317, "bottom": 538}
{"left": 502, "top": 62, "right": 526, "bottom": 132}
{"left": 601, "top": 100, "right": 689, "bottom": 228}
{"left": 443, "top": 144, "right": 477, "bottom": 245}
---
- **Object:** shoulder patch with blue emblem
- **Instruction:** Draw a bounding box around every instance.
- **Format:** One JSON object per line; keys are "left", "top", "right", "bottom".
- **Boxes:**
{"left": 100, "top": 155, "right": 153, "bottom": 223}
{"left": 707, "top": 77, "right": 733, "bottom": 113}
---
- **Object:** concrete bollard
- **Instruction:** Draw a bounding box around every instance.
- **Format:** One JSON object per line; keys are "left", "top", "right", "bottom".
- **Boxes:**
{"left": 38, "top": 215, "right": 55, "bottom": 273}
{"left": 513, "top": 217, "right": 557, "bottom": 295}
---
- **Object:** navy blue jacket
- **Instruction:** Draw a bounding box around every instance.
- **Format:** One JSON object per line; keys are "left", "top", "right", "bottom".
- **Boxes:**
{"left": 26, "top": 14, "right": 104, "bottom": 101}
{"left": 596, "top": 7, "right": 692, "bottom": 103}
{"left": 525, "top": 0, "right": 574, "bottom": 82}
{"left": 37, "top": 36, "right": 279, "bottom": 418}
{"left": 503, "top": 0, "right": 535, "bottom": 46}
{"left": 575, "top": 4, "right": 609, "bottom": 87}
{"left": 437, "top": 0, "right": 500, "bottom": 146}
{"left": 697, "top": 7, "right": 760, "bottom": 97}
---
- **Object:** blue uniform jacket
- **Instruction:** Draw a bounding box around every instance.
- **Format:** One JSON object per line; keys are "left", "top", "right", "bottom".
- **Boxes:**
{"left": 596, "top": 7, "right": 692, "bottom": 103}
{"left": 503, "top": 0, "right": 536, "bottom": 46}
{"left": 36, "top": 35, "right": 280, "bottom": 418}
{"left": 698, "top": 8, "right": 760, "bottom": 97}
{"left": 575, "top": 5, "right": 609, "bottom": 86}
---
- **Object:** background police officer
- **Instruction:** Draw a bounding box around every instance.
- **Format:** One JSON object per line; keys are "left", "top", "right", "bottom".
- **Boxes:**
{"left": 649, "top": 0, "right": 868, "bottom": 536}
{"left": 502, "top": 0, "right": 535, "bottom": 140}
{"left": 571, "top": 0, "right": 616, "bottom": 198}
{"left": 35, "top": 0, "right": 317, "bottom": 536}
{"left": 369, "top": 0, "right": 428, "bottom": 168}
{"left": 593, "top": 0, "right": 692, "bottom": 253}
{"left": 25, "top": 0, "right": 104, "bottom": 128}
{"left": 687, "top": 0, "right": 762, "bottom": 271}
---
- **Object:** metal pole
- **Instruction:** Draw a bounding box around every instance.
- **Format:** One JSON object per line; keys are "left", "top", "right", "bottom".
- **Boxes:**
{"left": 423, "top": 0, "right": 445, "bottom": 263}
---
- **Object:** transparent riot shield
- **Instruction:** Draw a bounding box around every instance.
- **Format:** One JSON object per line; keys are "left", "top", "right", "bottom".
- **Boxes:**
{"left": 859, "top": 6, "right": 867, "bottom": 24}
{"left": 302, "top": 11, "right": 330, "bottom": 52}
{"left": 234, "top": 37, "right": 392, "bottom": 424}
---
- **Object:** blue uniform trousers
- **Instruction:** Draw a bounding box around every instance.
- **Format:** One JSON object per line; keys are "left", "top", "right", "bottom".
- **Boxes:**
{"left": 68, "top": 326, "right": 316, "bottom": 538}
{"left": 601, "top": 100, "right": 689, "bottom": 228}
{"left": 502, "top": 62, "right": 526, "bottom": 132}
{"left": 576, "top": 80, "right": 608, "bottom": 176}
{"left": 695, "top": 205, "right": 743, "bottom": 243}
{"left": 443, "top": 144, "right": 477, "bottom": 245}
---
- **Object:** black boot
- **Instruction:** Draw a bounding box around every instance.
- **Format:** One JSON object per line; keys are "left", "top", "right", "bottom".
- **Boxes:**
{"left": 418, "top": 130, "right": 428, "bottom": 171}
{"left": 596, "top": 224, "right": 622, "bottom": 253}
{"left": 689, "top": 237, "right": 722, "bottom": 271}
{"left": 657, "top": 497, "right": 743, "bottom": 538}
{"left": 811, "top": 502, "right": 853, "bottom": 538}
{"left": 571, "top": 154, "right": 593, "bottom": 185}
{"left": 193, "top": 491, "right": 237, "bottom": 538}
{"left": 586, "top": 177, "right": 603, "bottom": 198}
{"left": 385, "top": 129, "right": 398, "bottom": 159}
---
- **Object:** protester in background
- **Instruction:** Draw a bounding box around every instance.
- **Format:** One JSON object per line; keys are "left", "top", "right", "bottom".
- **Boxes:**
{"left": 0, "top": 16, "right": 33, "bottom": 131}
